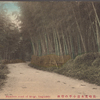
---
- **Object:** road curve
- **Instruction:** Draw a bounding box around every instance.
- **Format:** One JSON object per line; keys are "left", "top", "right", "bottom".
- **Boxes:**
{"left": 0, "top": 63, "right": 100, "bottom": 99}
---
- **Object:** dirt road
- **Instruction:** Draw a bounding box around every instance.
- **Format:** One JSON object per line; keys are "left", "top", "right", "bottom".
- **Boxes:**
{"left": 0, "top": 63, "right": 100, "bottom": 99}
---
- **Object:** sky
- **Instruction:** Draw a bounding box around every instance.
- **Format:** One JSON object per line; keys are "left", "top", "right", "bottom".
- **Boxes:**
{"left": 2, "top": 2, "right": 21, "bottom": 28}
{"left": 4, "top": 2, "right": 20, "bottom": 14}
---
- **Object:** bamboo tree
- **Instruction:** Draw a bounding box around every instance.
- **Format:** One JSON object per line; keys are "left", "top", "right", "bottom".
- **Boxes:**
{"left": 87, "top": 5, "right": 97, "bottom": 51}
{"left": 45, "top": 32, "right": 49, "bottom": 55}
{"left": 40, "top": 37, "right": 46, "bottom": 55}
{"left": 71, "top": 4, "right": 87, "bottom": 53}
{"left": 70, "top": 36, "right": 75, "bottom": 59}
{"left": 62, "top": 30, "right": 68, "bottom": 55}
{"left": 53, "top": 28, "right": 59, "bottom": 55}
{"left": 30, "top": 36, "right": 35, "bottom": 55}
{"left": 78, "top": 35, "right": 82, "bottom": 55}
{"left": 92, "top": 2, "right": 100, "bottom": 26}
{"left": 95, "top": 18, "right": 100, "bottom": 52}
{"left": 56, "top": 28, "right": 63, "bottom": 56}
{"left": 38, "top": 40, "right": 42, "bottom": 56}
{"left": 92, "top": 2, "right": 100, "bottom": 52}
{"left": 66, "top": 32, "right": 71, "bottom": 56}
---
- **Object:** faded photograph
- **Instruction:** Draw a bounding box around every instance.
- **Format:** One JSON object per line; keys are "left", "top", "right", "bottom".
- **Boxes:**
{"left": 0, "top": 1, "right": 100, "bottom": 99}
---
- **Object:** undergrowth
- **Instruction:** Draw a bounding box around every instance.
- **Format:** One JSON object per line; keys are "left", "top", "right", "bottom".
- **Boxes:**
{"left": 0, "top": 64, "right": 9, "bottom": 89}
{"left": 29, "top": 52, "right": 100, "bottom": 86}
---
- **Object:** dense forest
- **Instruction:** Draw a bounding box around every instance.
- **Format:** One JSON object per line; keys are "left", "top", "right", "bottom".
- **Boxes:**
{"left": 0, "top": 1, "right": 100, "bottom": 62}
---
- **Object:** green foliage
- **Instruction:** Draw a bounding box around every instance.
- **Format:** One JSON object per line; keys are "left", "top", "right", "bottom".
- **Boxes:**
{"left": 0, "top": 3, "right": 23, "bottom": 60}
{"left": 92, "top": 58, "right": 100, "bottom": 67}
{"left": 57, "top": 52, "right": 100, "bottom": 85}
{"left": 30, "top": 52, "right": 100, "bottom": 86}
{"left": 0, "top": 64, "right": 9, "bottom": 88}
{"left": 1, "top": 59, "right": 25, "bottom": 64}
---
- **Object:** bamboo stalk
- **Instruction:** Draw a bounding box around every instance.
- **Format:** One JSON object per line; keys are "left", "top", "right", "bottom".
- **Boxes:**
{"left": 62, "top": 30, "right": 68, "bottom": 55}
{"left": 30, "top": 36, "right": 35, "bottom": 55}
{"left": 45, "top": 32, "right": 49, "bottom": 55}
{"left": 54, "top": 29, "right": 59, "bottom": 56}
{"left": 92, "top": 2, "right": 100, "bottom": 27}
{"left": 95, "top": 18, "right": 100, "bottom": 52}
{"left": 56, "top": 28, "right": 63, "bottom": 56}
{"left": 71, "top": 4, "right": 87, "bottom": 53}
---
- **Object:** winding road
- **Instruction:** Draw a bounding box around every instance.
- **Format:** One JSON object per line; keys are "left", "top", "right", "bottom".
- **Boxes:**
{"left": 0, "top": 62, "right": 100, "bottom": 99}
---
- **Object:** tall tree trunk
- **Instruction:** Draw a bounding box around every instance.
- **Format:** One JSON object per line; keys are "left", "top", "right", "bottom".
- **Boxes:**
{"left": 62, "top": 30, "right": 68, "bottom": 55}
{"left": 30, "top": 36, "right": 35, "bottom": 55}
{"left": 95, "top": 18, "right": 100, "bottom": 52}
{"left": 41, "top": 37, "right": 46, "bottom": 55}
{"left": 71, "top": 4, "right": 87, "bottom": 53}
{"left": 56, "top": 28, "right": 63, "bottom": 56}
{"left": 92, "top": 2, "right": 100, "bottom": 52}
{"left": 38, "top": 39, "right": 42, "bottom": 56}
{"left": 45, "top": 32, "right": 49, "bottom": 55}
{"left": 78, "top": 35, "right": 82, "bottom": 55}
{"left": 53, "top": 28, "right": 59, "bottom": 55}
{"left": 47, "top": 33, "right": 53, "bottom": 54}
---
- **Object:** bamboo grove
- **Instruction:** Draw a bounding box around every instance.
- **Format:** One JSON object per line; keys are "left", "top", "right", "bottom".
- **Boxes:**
{"left": 17, "top": 1, "right": 100, "bottom": 59}
{"left": 0, "top": 3, "right": 24, "bottom": 60}
{"left": 1, "top": 2, "right": 100, "bottom": 61}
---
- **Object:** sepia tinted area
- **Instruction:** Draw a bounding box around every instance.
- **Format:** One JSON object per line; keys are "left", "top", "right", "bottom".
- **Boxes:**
{"left": 0, "top": 1, "right": 100, "bottom": 99}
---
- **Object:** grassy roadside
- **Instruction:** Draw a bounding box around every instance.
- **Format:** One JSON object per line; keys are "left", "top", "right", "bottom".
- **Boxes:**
{"left": 29, "top": 52, "right": 100, "bottom": 86}
{"left": 0, "top": 64, "right": 9, "bottom": 89}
